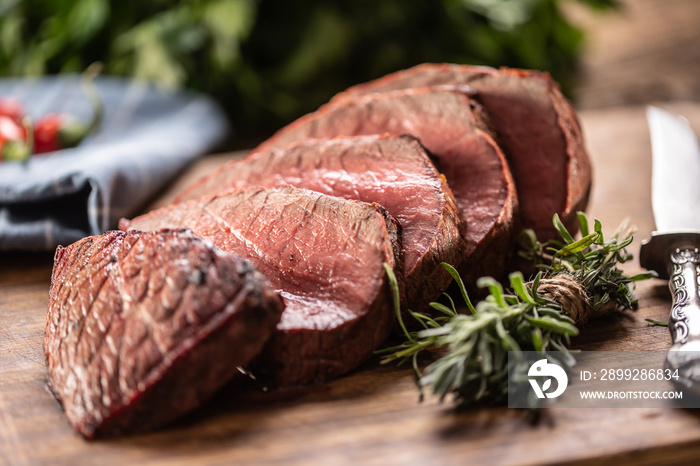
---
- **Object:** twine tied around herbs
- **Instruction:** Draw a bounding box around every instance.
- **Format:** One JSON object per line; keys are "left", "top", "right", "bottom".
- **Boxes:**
{"left": 535, "top": 273, "right": 618, "bottom": 325}
{"left": 379, "top": 214, "right": 658, "bottom": 408}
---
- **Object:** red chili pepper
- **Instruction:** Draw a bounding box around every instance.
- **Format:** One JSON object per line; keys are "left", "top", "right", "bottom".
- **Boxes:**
{"left": 33, "top": 114, "right": 64, "bottom": 154}
{"left": 33, "top": 113, "right": 98, "bottom": 155}
{"left": 32, "top": 64, "right": 103, "bottom": 155}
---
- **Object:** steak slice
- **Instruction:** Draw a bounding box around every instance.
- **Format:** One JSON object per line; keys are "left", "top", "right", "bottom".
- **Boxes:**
{"left": 331, "top": 63, "right": 592, "bottom": 241}
{"left": 44, "top": 229, "right": 283, "bottom": 438}
{"left": 252, "top": 86, "right": 518, "bottom": 283}
{"left": 174, "top": 134, "right": 466, "bottom": 311}
{"left": 120, "top": 186, "right": 402, "bottom": 388}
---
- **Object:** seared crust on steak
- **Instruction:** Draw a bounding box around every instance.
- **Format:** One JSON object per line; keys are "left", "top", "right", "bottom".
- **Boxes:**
{"left": 45, "top": 229, "right": 283, "bottom": 438}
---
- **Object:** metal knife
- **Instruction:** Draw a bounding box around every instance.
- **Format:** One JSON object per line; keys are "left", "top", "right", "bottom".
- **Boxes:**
{"left": 640, "top": 106, "right": 700, "bottom": 395}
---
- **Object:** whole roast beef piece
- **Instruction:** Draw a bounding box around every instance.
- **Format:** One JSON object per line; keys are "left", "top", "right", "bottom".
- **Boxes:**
{"left": 331, "top": 63, "right": 592, "bottom": 241}
{"left": 120, "top": 186, "right": 402, "bottom": 388}
{"left": 251, "top": 86, "right": 518, "bottom": 283}
{"left": 174, "top": 134, "right": 465, "bottom": 311}
{"left": 45, "top": 229, "right": 283, "bottom": 438}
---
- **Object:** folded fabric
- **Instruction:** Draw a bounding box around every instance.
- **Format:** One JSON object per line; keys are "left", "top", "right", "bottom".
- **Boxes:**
{"left": 0, "top": 75, "right": 228, "bottom": 251}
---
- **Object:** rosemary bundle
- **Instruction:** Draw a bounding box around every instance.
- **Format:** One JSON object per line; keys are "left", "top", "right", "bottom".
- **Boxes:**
{"left": 379, "top": 213, "right": 655, "bottom": 406}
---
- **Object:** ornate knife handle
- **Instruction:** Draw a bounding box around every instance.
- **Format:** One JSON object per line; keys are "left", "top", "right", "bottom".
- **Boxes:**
{"left": 640, "top": 232, "right": 700, "bottom": 352}
{"left": 668, "top": 247, "right": 700, "bottom": 349}
{"left": 664, "top": 247, "right": 700, "bottom": 392}
{"left": 640, "top": 234, "right": 700, "bottom": 393}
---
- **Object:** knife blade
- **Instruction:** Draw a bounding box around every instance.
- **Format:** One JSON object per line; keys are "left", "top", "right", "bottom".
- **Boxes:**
{"left": 640, "top": 106, "right": 700, "bottom": 395}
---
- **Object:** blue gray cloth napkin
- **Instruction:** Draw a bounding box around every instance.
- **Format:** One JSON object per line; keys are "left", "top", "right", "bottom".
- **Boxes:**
{"left": 0, "top": 75, "right": 228, "bottom": 251}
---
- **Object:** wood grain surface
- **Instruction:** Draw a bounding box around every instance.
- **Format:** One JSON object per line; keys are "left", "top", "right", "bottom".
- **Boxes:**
{"left": 2, "top": 103, "right": 700, "bottom": 465}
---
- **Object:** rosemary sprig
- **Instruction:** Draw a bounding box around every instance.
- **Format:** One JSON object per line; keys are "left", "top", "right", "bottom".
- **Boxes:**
{"left": 645, "top": 318, "right": 668, "bottom": 327}
{"left": 378, "top": 212, "right": 656, "bottom": 406}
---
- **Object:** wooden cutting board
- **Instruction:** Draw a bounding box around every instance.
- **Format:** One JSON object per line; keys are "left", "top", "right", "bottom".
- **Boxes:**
{"left": 2, "top": 103, "right": 700, "bottom": 466}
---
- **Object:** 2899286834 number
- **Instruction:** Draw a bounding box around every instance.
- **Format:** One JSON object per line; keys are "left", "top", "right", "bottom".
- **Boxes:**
{"left": 600, "top": 368, "right": 680, "bottom": 381}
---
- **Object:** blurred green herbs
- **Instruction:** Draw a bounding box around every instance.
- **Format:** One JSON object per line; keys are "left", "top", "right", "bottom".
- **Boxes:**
{"left": 0, "top": 0, "right": 619, "bottom": 145}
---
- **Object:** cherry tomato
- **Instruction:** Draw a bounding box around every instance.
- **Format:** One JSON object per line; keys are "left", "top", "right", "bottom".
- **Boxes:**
{"left": 0, "top": 97, "right": 25, "bottom": 123}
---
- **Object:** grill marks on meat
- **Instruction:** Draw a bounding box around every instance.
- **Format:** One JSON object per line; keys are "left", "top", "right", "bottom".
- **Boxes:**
{"left": 120, "top": 186, "right": 402, "bottom": 388}
{"left": 331, "top": 63, "right": 592, "bottom": 240}
{"left": 251, "top": 86, "right": 518, "bottom": 282}
{"left": 44, "top": 229, "right": 283, "bottom": 438}
{"left": 174, "top": 134, "right": 465, "bottom": 310}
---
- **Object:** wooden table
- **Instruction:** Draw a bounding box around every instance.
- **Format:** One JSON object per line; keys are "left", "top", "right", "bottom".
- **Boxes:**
{"left": 2, "top": 103, "right": 700, "bottom": 465}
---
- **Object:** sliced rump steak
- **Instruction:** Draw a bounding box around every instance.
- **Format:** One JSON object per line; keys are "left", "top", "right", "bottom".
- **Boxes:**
{"left": 331, "top": 63, "right": 592, "bottom": 241}
{"left": 45, "top": 229, "right": 283, "bottom": 438}
{"left": 174, "top": 134, "right": 466, "bottom": 311}
{"left": 251, "top": 86, "right": 518, "bottom": 283}
{"left": 120, "top": 186, "right": 402, "bottom": 388}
